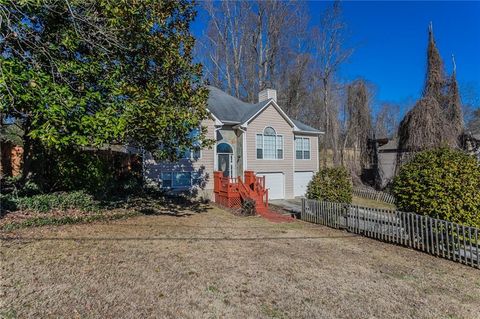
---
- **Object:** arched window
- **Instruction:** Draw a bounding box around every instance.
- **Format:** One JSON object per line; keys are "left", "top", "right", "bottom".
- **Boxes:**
{"left": 217, "top": 142, "right": 233, "bottom": 154}
{"left": 264, "top": 127, "right": 276, "bottom": 136}
{"left": 256, "top": 127, "right": 283, "bottom": 159}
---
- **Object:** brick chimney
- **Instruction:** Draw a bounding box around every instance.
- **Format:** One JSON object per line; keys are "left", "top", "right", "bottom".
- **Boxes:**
{"left": 258, "top": 88, "right": 277, "bottom": 103}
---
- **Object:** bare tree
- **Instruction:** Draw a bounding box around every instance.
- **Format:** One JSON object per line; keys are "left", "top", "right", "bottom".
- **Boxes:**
{"left": 375, "top": 102, "right": 400, "bottom": 139}
{"left": 201, "top": 1, "right": 251, "bottom": 98}
{"left": 280, "top": 53, "right": 312, "bottom": 119}
{"left": 341, "top": 79, "right": 373, "bottom": 177}
{"left": 460, "top": 82, "right": 480, "bottom": 130}
{"left": 312, "top": 1, "right": 353, "bottom": 166}
{"left": 200, "top": 0, "right": 308, "bottom": 103}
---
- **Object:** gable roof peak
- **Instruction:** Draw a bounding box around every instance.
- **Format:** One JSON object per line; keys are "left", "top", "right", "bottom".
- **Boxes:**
{"left": 205, "top": 85, "right": 321, "bottom": 134}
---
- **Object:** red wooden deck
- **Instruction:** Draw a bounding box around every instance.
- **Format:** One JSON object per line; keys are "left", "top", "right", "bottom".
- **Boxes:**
{"left": 213, "top": 170, "right": 292, "bottom": 223}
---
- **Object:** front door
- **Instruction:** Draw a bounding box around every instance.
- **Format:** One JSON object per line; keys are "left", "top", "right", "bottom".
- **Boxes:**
{"left": 218, "top": 153, "right": 234, "bottom": 177}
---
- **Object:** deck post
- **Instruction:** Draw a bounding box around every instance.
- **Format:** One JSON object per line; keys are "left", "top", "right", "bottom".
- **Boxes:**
{"left": 213, "top": 171, "right": 222, "bottom": 193}
{"left": 244, "top": 170, "right": 255, "bottom": 189}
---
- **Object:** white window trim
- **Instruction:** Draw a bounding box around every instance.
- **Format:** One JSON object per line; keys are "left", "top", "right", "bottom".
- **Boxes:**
{"left": 192, "top": 148, "right": 202, "bottom": 160}
{"left": 180, "top": 147, "right": 202, "bottom": 160}
{"left": 186, "top": 126, "right": 202, "bottom": 160}
{"left": 256, "top": 134, "right": 263, "bottom": 159}
{"left": 256, "top": 127, "right": 284, "bottom": 160}
{"left": 295, "top": 137, "right": 311, "bottom": 160}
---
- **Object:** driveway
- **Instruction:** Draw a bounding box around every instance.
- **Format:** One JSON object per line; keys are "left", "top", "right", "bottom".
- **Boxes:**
{"left": 270, "top": 198, "right": 303, "bottom": 213}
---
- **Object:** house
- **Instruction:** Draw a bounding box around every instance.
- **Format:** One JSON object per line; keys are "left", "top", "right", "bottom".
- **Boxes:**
{"left": 462, "top": 133, "right": 480, "bottom": 161}
{"left": 373, "top": 133, "right": 480, "bottom": 189}
{"left": 374, "top": 137, "right": 402, "bottom": 188}
{"left": 143, "top": 86, "right": 323, "bottom": 200}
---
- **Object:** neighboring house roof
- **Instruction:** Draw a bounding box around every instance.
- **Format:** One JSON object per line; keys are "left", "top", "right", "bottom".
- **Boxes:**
{"left": 378, "top": 138, "right": 399, "bottom": 151}
{"left": 206, "top": 86, "right": 322, "bottom": 134}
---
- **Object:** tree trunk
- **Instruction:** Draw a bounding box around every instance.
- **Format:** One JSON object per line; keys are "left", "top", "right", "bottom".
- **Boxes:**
{"left": 322, "top": 78, "right": 329, "bottom": 167}
{"left": 21, "top": 118, "right": 33, "bottom": 182}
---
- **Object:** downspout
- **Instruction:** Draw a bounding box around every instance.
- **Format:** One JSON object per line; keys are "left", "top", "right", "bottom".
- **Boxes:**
{"left": 213, "top": 126, "right": 221, "bottom": 172}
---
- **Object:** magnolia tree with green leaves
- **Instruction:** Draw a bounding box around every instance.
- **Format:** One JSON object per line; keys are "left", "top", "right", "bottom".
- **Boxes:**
{"left": 392, "top": 148, "right": 480, "bottom": 228}
{"left": 0, "top": 0, "right": 210, "bottom": 183}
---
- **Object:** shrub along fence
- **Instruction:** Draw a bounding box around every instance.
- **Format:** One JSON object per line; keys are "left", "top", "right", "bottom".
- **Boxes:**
{"left": 353, "top": 186, "right": 395, "bottom": 204}
{"left": 301, "top": 199, "right": 480, "bottom": 269}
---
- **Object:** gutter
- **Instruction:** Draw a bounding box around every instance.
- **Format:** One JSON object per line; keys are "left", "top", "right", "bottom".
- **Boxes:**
{"left": 293, "top": 130, "right": 325, "bottom": 135}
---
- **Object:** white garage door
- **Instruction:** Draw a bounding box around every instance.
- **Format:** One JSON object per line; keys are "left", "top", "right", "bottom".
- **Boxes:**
{"left": 257, "top": 172, "right": 284, "bottom": 199}
{"left": 294, "top": 171, "right": 314, "bottom": 197}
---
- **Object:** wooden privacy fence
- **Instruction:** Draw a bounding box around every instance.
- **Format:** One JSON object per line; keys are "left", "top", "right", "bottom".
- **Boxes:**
{"left": 353, "top": 187, "right": 395, "bottom": 204}
{"left": 301, "top": 199, "right": 480, "bottom": 269}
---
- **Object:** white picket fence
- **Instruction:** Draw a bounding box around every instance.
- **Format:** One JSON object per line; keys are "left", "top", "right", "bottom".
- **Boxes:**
{"left": 301, "top": 199, "right": 480, "bottom": 269}
{"left": 353, "top": 186, "right": 396, "bottom": 204}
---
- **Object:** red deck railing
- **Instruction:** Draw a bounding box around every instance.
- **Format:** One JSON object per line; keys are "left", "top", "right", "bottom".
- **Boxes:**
{"left": 213, "top": 171, "right": 268, "bottom": 210}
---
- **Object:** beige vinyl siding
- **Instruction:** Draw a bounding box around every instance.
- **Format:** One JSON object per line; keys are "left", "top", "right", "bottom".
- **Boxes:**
{"left": 144, "top": 118, "right": 216, "bottom": 195}
{"left": 294, "top": 134, "right": 319, "bottom": 172}
{"left": 246, "top": 105, "right": 295, "bottom": 198}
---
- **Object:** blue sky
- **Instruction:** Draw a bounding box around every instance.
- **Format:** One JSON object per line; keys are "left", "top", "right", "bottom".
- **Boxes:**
{"left": 192, "top": 1, "right": 480, "bottom": 113}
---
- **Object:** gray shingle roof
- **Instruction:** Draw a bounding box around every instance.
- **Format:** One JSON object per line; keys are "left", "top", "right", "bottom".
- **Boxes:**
{"left": 292, "top": 119, "right": 321, "bottom": 133}
{"left": 378, "top": 138, "right": 399, "bottom": 150}
{"left": 207, "top": 86, "right": 263, "bottom": 123}
{"left": 207, "top": 86, "right": 320, "bottom": 133}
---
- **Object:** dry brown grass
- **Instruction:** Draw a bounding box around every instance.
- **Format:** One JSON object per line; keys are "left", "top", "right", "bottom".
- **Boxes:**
{"left": 1, "top": 206, "right": 480, "bottom": 319}
{"left": 352, "top": 195, "right": 396, "bottom": 210}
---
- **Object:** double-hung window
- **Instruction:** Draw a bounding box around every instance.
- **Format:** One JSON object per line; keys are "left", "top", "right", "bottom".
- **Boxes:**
{"left": 161, "top": 172, "right": 193, "bottom": 188}
{"left": 190, "top": 128, "right": 202, "bottom": 159}
{"left": 176, "top": 128, "right": 202, "bottom": 160}
{"left": 295, "top": 137, "right": 311, "bottom": 160}
{"left": 256, "top": 127, "right": 283, "bottom": 160}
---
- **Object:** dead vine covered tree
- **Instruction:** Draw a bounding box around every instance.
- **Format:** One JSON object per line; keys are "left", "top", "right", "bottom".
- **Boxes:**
{"left": 398, "top": 23, "right": 464, "bottom": 156}
{"left": 446, "top": 64, "right": 464, "bottom": 137}
{"left": 342, "top": 79, "right": 373, "bottom": 178}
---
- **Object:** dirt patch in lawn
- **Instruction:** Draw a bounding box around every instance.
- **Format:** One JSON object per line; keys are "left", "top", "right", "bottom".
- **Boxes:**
{"left": 1, "top": 206, "right": 479, "bottom": 318}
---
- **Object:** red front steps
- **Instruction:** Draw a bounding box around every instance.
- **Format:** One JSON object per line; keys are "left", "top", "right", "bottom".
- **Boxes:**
{"left": 256, "top": 206, "right": 294, "bottom": 223}
{"left": 213, "top": 171, "right": 293, "bottom": 223}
